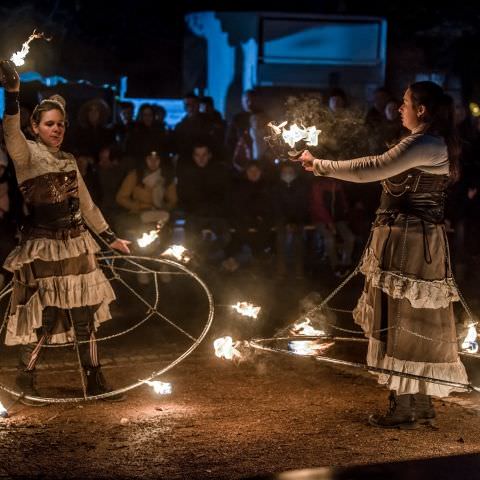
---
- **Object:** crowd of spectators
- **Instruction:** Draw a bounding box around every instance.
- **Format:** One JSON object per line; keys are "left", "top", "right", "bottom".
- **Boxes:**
{"left": 1, "top": 86, "right": 480, "bottom": 288}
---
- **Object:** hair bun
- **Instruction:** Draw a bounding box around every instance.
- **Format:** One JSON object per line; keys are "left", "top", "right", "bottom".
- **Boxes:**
{"left": 48, "top": 94, "right": 66, "bottom": 110}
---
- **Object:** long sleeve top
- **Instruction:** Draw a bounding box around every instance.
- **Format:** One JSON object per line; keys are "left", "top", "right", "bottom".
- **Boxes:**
{"left": 3, "top": 106, "right": 110, "bottom": 235}
{"left": 313, "top": 133, "right": 449, "bottom": 183}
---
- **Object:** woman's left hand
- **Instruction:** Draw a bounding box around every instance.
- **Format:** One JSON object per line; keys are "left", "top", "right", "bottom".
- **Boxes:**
{"left": 110, "top": 238, "right": 131, "bottom": 254}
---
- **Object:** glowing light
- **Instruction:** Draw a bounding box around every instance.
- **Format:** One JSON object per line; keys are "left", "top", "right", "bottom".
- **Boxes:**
{"left": 469, "top": 102, "right": 480, "bottom": 118}
{"left": 288, "top": 340, "right": 334, "bottom": 356}
{"left": 232, "top": 302, "right": 261, "bottom": 319}
{"left": 0, "top": 401, "right": 7, "bottom": 418}
{"left": 214, "top": 336, "right": 241, "bottom": 360}
{"left": 462, "top": 323, "right": 479, "bottom": 354}
{"left": 268, "top": 122, "right": 321, "bottom": 149}
{"left": 137, "top": 230, "right": 158, "bottom": 248}
{"left": 10, "top": 30, "right": 51, "bottom": 67}
{"left": 291, "top": 318, "right": 325, "bottom": 336}
{"left": 145, "top": 380, "right": 172, "bottom": 395}
{"left": 162, "top": 245, "right": 191, "bottom": 263}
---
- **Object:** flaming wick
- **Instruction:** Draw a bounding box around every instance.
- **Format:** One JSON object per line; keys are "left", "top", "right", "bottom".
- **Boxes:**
{"left": 291, "top": 318, "right": 325, "bottom": 336}
{"left": 213, "top": 336, "right": 241, "bottom": 360}
{"left": 288, "top": 339, "right": 334, "bottom": 356}
{"left": 10, "top": 29, "right": 52, "bottom": 67}
{"left": 231, "top": 302, "right": 261, "bottom": 319}
{"left": 267, "top": 122, "right": 321, "bottom": 150}
{"left": 462, "top": 323, "right": 479, "bottom": 354}
{"left": 145, "top": 380, "right": 172, "bottom": 395}
{"left": 162, "top": 245, "right": 191, "bottom": 263}
{"left": 0, "top": 401, "right": 7, "bottom": 418}
{"left": 137, "top": 230, "right": 159, "bottom": 248}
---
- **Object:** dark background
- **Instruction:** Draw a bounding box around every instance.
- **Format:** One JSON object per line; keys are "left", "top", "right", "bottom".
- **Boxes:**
{"left": 1, "top": 0, "right": 480, "bottom": 99}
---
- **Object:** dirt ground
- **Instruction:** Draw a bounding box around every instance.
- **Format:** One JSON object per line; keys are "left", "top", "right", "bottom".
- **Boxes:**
{"left": 1, "top": 252, "right": 480, "bottom": 480}
{"left": 1, "top": 341, "right": 480, "bottom": 480}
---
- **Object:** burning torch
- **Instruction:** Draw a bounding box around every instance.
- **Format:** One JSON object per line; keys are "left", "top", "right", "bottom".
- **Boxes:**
{"left": 10, "top": 29, "right": 52, "bottom": 67}
{"left": 265, "top": 121, "right": 321, "bottom": 161}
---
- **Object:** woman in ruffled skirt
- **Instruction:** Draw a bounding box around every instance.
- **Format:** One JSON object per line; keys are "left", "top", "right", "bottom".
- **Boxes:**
{"left": 297, "top": 81, "right": 469, "bottom": 429}
{"left": 0, "top": 61, "right": 131, "bottom": 404}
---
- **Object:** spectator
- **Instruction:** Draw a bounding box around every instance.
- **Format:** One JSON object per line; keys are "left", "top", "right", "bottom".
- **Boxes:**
{"left": 125, "top": 103, "right": 168, "bottom": 161}
{"left": 271, "top": 163, "right": 309, "bottom": 279}
{"left": 113, "top": 101, "right": 135, "bottom": 151}
{"left": 96, "top": 145, "right": 127, "bottom": 228}
{"left": 69, "top": 98, "right": 115, "bottom": 157}
{"left": 173, "top": 93, "right": 218, "bottom": 171}
{"left": 116, "top": 150, "right": 176, "bottom": 237}
{"left": 328, "top": 88, "right": 347, "bottom": 113}
{"left": 177, "top": 143, "right": 229, "bottom": 259}
{"left": 76, "top": 152, "right": 101, "bottom": 204}
{"left": 223, "top": 161, "right": 273, "bottom": 271}
{"left": 365, "top": 86, "right": 391, "bottom": 129}
{"left": 310, "top": 177, "right": 355, "bottom": 277}
{"left": 200, "top": 96, "right": 226, "bottom": 148}
{"left": 226, "top": 89, "right": 262, "bottom": 171}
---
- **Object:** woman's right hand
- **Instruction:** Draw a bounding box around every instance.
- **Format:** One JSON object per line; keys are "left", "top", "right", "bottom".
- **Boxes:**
{"left": 297, "top": 150, "right": 315, "bottom": 172}
{"left": 0, "top": 61, "right": 20, "bottom": 92}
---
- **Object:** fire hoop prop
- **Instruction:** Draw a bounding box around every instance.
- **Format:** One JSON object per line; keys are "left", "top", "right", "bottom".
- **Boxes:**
{"left": 214, "top": 241, "right": 480, "bottom": 393}
{"left": 0, "top": 253, "right": 214, "bottom": 404}
{"left": 248, "top": 335, "right": 480, "bottom": 393}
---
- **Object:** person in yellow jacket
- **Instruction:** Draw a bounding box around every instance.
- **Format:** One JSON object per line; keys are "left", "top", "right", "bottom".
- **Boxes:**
{"left": 115, "top": 151, "right": 177, "bottom": 235}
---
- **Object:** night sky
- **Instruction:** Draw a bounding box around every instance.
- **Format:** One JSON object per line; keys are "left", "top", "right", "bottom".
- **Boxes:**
{"left": 1, "top": 0, "right": 480, "bottom": 98}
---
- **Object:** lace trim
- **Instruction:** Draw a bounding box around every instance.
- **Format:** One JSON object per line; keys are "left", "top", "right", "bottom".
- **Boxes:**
{"left": 366, "top": 338, "right": 469, "bottom": 397}
{"left": 360, "top": 248, "right": 459, "bottom": 309}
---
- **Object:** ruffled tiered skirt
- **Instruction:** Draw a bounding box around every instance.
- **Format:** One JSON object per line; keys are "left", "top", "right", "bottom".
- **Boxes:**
{"left": 353, "top": 214, "right": 469, "bottom": 397}
{"left": 3, "top": 230, "right": 116, "bottom": 345}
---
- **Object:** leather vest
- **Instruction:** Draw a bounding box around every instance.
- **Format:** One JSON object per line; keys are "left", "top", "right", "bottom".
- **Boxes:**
{"left": 376, "top": 169, "right": 449, "bottom": 224}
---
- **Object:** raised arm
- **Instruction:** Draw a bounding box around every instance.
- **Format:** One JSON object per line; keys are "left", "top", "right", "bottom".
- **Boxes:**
{"left": 299, "top": 134, "right": 448, "bottom": 183}
{"left": 0, "top": 61, "right": 30, "bottom": 167}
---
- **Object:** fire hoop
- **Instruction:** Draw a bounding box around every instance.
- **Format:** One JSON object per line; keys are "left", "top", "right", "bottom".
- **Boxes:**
{"left": 0, "top": 254, "right": 214, "bottom": 403}
{"left": 248, "top": 336, "right": 480, "bottom": 393}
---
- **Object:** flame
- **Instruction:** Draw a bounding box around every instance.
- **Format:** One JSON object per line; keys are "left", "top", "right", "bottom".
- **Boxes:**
{"left": 288, "top": 340, "right": 334, "bottom": 356}
{"left": 145, "top": 380, "right": 172, "bottom": 395}
{"left": 214, "top": 336, "right": 241, "bottom": 360}
{"left": 268, "top": 122, "right": 321, "bottom": 149}
{"left": 0, "top": 401, "right": 7, "bottom": 418}
{"left": 162, "top": 245, "right": 191, "bottom": 263}
{"left": 232, "top": 302, "right": 261, "bottom": 319}
{"left": 291, "top": 318, "right": 325, "bottom": 336}
{"left": 137, "top": 230, "right": 158, "bottom": 248}
{"left": 10, "top": 30, "right": 51, "bottom": 67}
{"left": 462, "top": 323, "right": 479, "bottom": 354}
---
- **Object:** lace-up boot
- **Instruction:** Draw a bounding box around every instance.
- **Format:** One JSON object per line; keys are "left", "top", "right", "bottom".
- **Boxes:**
{"left": 368, "top": 391, "right": 417, "bottom": 429}
{"left": 84, "top": 366, "right": 125, "bottom": 402}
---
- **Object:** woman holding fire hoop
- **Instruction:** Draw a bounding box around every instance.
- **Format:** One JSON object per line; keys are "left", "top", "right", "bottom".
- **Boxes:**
{"left": 0, "top": 60, "right": 130, "bottom": 405}
{"left": 295, "top": 81, "right": 469, "bottom": 429}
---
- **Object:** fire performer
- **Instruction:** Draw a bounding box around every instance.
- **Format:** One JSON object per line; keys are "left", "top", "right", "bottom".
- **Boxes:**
{"left": 295, "top": 81, "right": 469, "bottom": 429}
{"left": 0, "top": 60, "right": 131, "bottom": 404}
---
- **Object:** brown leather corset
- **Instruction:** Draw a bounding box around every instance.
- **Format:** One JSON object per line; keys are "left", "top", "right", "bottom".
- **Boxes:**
{"left": 376, "top": 169, "right": 449, "bottom": 224}
{"left": 19, "top": 170, "right": 84, "bottom": 237}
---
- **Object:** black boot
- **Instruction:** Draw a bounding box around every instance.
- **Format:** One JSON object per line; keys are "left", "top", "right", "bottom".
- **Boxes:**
{"left": 414, "top": 393, "right": 436, "bottom": 424}
{"left": 84, "top": 366, "right": 125, "bottom": 402}
{"left": 15, "top": 370, "right": 48, "bottom": 407}
{"left": 368, "top": 392, "right": 417, "bottom": 429}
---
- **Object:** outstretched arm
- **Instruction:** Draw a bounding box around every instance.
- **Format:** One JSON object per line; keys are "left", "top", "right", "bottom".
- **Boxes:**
{"left": 296, "top": 134, "right": 447, "bottom": 183}
{"left": 0, "top": 61, "right": 30, "bottom": 168}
